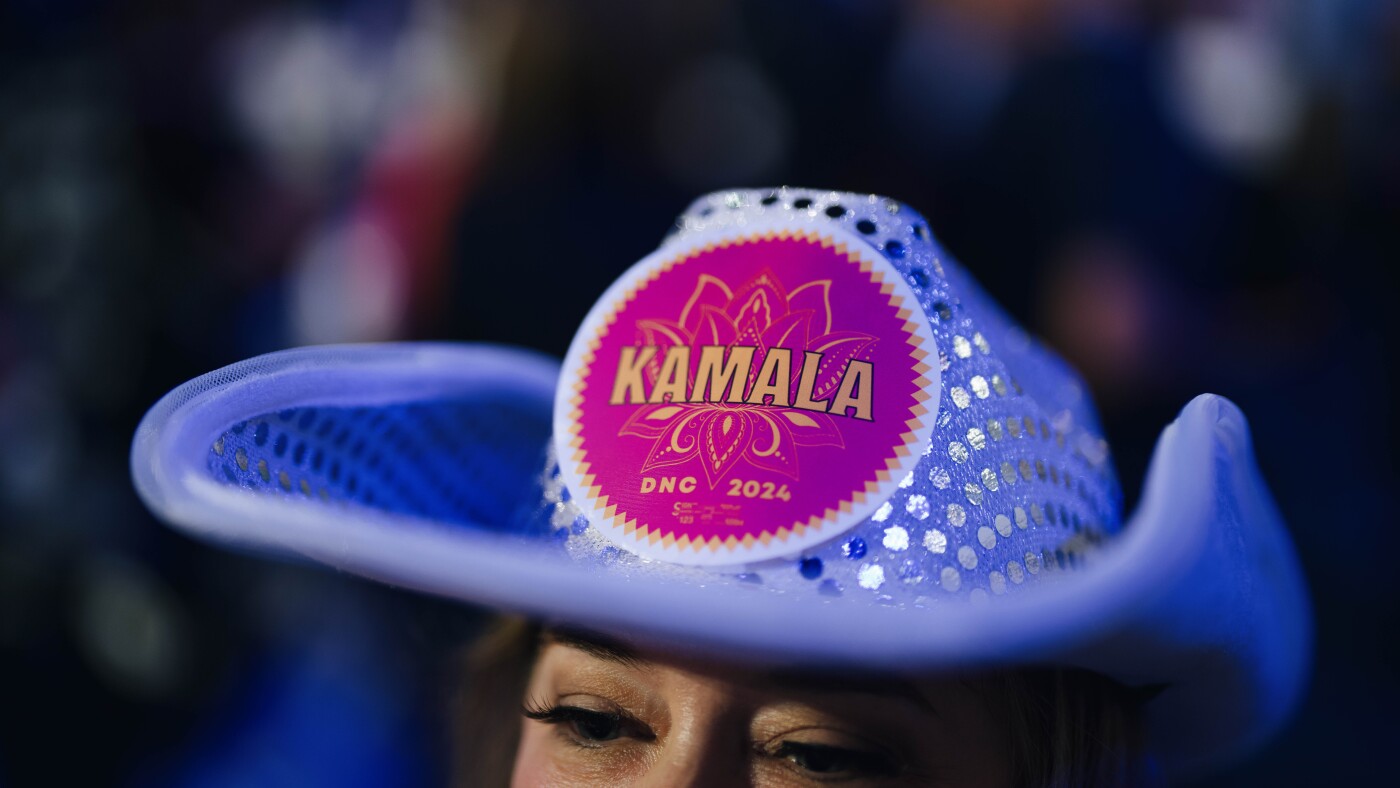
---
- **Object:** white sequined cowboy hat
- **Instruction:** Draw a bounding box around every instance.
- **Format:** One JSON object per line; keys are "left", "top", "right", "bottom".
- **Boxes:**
{"left": 132, "top": 188, "right": 1310, "bottom": 779}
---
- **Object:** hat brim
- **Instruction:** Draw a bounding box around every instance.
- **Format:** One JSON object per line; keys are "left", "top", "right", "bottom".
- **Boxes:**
{"left": 132, "top": 342, "right": 1309, "bottom": 778}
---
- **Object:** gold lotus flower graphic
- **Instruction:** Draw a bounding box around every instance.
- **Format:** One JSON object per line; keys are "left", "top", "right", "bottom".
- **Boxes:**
{"left": 618, "top": 269, "right": 878, "bottom": 488}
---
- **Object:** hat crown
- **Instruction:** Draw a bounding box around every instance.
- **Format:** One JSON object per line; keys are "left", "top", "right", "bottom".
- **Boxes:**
{"left": 532, "top": 188, "right": 1121, "bottom": 603}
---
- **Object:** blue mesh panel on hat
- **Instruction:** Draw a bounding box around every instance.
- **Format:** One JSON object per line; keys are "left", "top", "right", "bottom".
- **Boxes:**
{"left": 526, "top": 188, "right": 1122, "bottom": 603}
{"left": 207, "top": 398, "right": 553, "bottom": 532}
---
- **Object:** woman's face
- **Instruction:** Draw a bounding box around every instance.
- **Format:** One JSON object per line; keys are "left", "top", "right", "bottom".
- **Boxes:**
{"left": 511, "top": 630, "right": 1013, "bottom": 787}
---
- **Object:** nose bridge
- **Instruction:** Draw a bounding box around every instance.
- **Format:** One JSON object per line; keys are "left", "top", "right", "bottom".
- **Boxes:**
{"left": 637, "top": 699, "right": 750, "bottom": 788}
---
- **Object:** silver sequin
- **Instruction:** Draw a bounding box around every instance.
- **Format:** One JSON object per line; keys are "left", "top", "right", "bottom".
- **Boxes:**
{"left": 990, "top": 571, "right": 1007, "bottom": 595}
{"left": 883, "top": 526, "right": 910, "bottom": 551}
{"left": 1008, "top": 561, "right": 1026, "bottom": 583}
{"left": 995, "top": 514, "right": 1012, "bottom": 537}
{"left": 980, "top": 467, "right": 999, "bottom": 491}
{"left": 905, "top": 495, "right": 931, "bottom": 520}
{"left": 940, "top": 566, "right": 962, "bottom": 592}
{"left": 967, "top": 428, "right": 987, "bottom": 451}
{"left": 951, "top": 387, "right": 971, "bottom": 409}
{"left": 953, "top": 335, "right": 972, "bottom": 359}
{"left": 929, "top": 467, "right": 951, "bottom": 490}
{"left": 958, "top": 545, "right": 978, "bottom": 569}
{"left": 964, "top": 483, "right": 983, "bottom": 506}
{"left": 924, "top": 528, "right": 948, "bottom": 554}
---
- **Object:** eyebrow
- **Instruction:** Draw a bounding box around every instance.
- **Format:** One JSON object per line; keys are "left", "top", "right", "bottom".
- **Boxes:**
{"left": 541, "top": 628, "right": 647, "bottom": 670}
{"left": 541, "top": 629, "right": 938, "bottom": 717}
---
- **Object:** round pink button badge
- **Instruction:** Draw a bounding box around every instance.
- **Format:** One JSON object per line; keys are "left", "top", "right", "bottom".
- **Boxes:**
{"left": 556, "top": 221, "right": 940, "bottom": 566}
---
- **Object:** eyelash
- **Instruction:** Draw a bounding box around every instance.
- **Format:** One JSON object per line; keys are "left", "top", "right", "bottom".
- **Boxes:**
{"left": 522, "top": 701, "right": 655, "bottom": 747}
{"left": 522, "top": 703, "right": 899, "bottom": 779}
{"left": 770, "top": 740, "right": 900, "bottom": 780}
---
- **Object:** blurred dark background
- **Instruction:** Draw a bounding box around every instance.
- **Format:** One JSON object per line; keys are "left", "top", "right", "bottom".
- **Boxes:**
{"left": 1, "top": 0, "right": 1395, "bottom": 784}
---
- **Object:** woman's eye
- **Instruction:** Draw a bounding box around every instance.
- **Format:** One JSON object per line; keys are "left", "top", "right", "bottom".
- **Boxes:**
{"left": 773, "top": 741, "right": 898, "bottom": 779}
{"left": 522, "top": 703, "right": 651, "bottom": 746}
{"left": 566, "top": 709, "right": 623, "bottom": 742}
